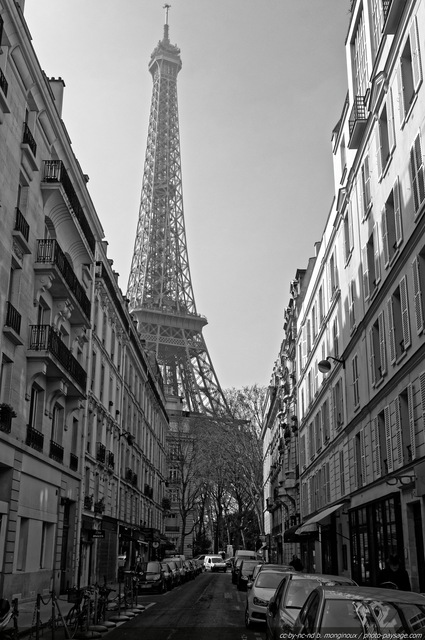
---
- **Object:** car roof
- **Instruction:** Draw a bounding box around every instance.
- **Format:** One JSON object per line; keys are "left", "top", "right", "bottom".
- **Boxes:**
{"left": 259, "top": 564, "right": 294, "bottom": 571}
{"left": 289, "top": 572, "right": 356, "bottom": 583}
{"left": 316, "top": 585, "right": 425, "bottom": 603}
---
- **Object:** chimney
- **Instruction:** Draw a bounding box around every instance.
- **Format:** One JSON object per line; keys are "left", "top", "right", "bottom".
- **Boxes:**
{"left": 48, "top": 77, "right": 65, "bottom": 117}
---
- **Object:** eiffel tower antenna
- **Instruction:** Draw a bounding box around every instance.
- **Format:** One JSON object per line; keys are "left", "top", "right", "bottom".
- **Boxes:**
{"left": 127, "top": 12, "right": 230, "bottom": 416}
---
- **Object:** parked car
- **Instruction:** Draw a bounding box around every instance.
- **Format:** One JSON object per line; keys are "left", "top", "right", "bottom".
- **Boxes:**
{"left": 166, "top": 560, "right": 181, "bottom": 586}
{"left": 193, "top": 555, "right": 206, "bottom": 572}
{"left": 160, "top": 562, "right": 174, "bottom": 590}
{"left": 246, "top": 567, "right": 292, "bottom": 628}
{"left": 136, "top": 561, "right": 166, "bottom": 593}
{"left": 204, "top": 554, "right": 227, "bottom": 572}
{"left": 249, "top": 563, "right": 293, "bottom": 587}
{"left": 166, "top": 557, "right": 186, "bottom": 583}
{"left": 292, "top": 585, "right": 425, "bottom": 639}
{"left": 237, "top": 559, "right": 264, "bottom": 591}
{"left": 184, "top": 559, "right": 195, "bottom": 580}
{"left": 265, "top": 572, "right": 357, "bottom": 639}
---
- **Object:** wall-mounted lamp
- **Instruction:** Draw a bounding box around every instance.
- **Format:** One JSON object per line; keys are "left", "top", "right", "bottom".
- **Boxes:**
{"left": 119, "top": 431, "right": 134, "bottom": 446}
{"left": 318, "top": 356, "right": 345, "bottom": 373}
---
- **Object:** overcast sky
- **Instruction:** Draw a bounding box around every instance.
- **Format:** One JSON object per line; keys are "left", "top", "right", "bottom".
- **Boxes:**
{"left": 25, "top": 1, "right": 350, "bottom": 391}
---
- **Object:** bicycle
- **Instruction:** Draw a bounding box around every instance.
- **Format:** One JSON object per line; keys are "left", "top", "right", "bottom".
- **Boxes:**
{"left": 93, "top": 584, "right": 116, "bottom": 624}
{"left": 65, "top": 588, "right": 95, "bottom": 638}
{"left": 0, "top": 598, "right": 18, "bottom": 640}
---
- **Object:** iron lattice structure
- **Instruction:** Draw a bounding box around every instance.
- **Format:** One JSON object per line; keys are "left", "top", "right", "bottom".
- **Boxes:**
{"left": 127, "top": 19, "right": 230, "bottom": 417}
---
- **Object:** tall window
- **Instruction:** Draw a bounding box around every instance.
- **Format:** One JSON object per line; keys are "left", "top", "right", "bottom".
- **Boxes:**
{"left": 370, "top": 0, "right": 385, "bottom": 58}
{"left": 394, "top": 386, "right": 415, "bottom": 467}
{"left": 412, "top": 248, "right": 425, "bottom": 334}
{"left": 352, "top": 354, "right": 360, "bottom": 408}
{"left": 343, "top": 202, "right": 354, "bottom": 263}
{"left": 362, "top": 224, "right": 381, "bottom": 300}
{"left": 369, "top": 311, "right": 387, "bottom": 385}
{"left": 398, "top": 17, "right": 422, "bottom": 122}
{"left": 353, "top": 8, "right": 369, "bottom": 97}
{"left": 353, "top": 430, "right": 366, "bottom": 489}
{"left": 375, "top": 95, "right": 395, "bottom": 178}
{"left": 371, "top": 407, "right": 393, "bottom": 477}
{"left": 339, "top": 449, "right": 346, "bottom": 495}
{"left": 329, "top": 251, "right": 338, "bottom": 298}
{"left": 410, "top": 133, "right": 425, "bottom": 216}
{"left": 358, "top": 155, "right": 372, "bottom": 220}
{"left": 321, "top": 398, "right": 330, "bottom": 443}
{"left": 349, "top": 279, "right": 356, "bottom": 332}
{"left": 332, "top": 378, "right": 344, "bottom": 429}
{"left": 387, "top": 275, "right": 411, "bottom": 363}
{"left": 382, "top": 178, "right": 402, "bottom": 267}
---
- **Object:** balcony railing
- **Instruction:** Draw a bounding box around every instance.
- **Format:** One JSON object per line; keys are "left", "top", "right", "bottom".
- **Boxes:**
{"left": 5, "top": 301, "right": 22, "bottom": 336}
{"left": 50, "top": 439, "right": 64, "bottom": 463}
{"left": 348, "top": 96, "right": 368, "bottom": 149}
{"left": 26, "top": 425, "right": 44, "bottom": 452}
{"left": 14, "top": 208, "right": 30, "bottom": 242}
{"left": 42, "top": 160, "right": 96, "bottom": 254}
{"left": 22, "top": 122, "right": 37, "bottom": 157}
{"left": 29, "top": 325, "right": 87, "bottom": 389}
{"left": 36, "top": 239, "right": 91, "bottom": 319}
{"left": 96, "top": 442, "right": 106, "bottom": 463}
{"left": 70, "top": 452, "right": 79, "bottom": 472}
{"left": 0, "top": 67, "right": 8, "bottom": 98}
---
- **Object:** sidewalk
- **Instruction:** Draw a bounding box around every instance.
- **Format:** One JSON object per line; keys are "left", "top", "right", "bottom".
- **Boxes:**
{"left": 4, "top": 585, "right": 147, "bottom": 639}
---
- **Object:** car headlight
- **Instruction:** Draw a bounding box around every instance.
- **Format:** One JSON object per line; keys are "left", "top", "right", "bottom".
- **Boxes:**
{"left": 253, "top": 596, "right": 269, "bottom": 606}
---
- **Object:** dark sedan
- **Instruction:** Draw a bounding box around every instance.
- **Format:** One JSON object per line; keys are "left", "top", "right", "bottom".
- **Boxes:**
{"left": 137, "top": 561, "right": 166, "bottom": 593}
{"left": 237, "top": 559, "right": 264, "bottom": 591}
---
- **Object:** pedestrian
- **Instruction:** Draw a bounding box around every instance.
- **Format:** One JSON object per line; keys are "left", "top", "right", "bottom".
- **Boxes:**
{"left": 289, "top": 554, "right": 304, "bottom": 571}
{"left": 377, "top": 553, "right": 411, "bottom": 591}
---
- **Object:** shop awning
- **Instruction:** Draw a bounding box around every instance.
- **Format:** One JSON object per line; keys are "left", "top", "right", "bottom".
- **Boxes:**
{"left": 283, "top": 524, "right": 303, "bottom": 543}
{"left": 295, "top": 503, "right": 345, "bottom": 536}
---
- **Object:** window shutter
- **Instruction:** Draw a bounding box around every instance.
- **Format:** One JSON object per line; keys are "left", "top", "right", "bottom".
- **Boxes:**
{"left": 411, "top": 17, "right": 422, "bottom": 92}
{"left": 384, "top": 405, "right": 393, "bottom": 473}
{"left": 357, "top": 174, "right": 365, "bottom": 219}
{"left": 300, "top": 434, "right": 306, "bottom": 469}
{"left": 412, "top": 255, "right": 424, "bottom": 333}
{"left": 364, "top": 155, "right": 371, "bottom": 210}
{"left": 373, "top": 222, "right": 381, "bottom": 284}
{"left": 369, "top": 326, "right": 376, "bottom": 386}
{"left": 351, "top": 436, "right": 358, "bottom": 490}
{"left": 325, "top": 462, "right": 331, "bottom": 503}
{"left": 381, "top": 205, "right": 389, "bottom": 266}
{"left": 399, "top": 275, "right": 411, "bottom": 349}
{"left": 378, "top": 311, "right": 387, "bottom": 375}
{"left": 348, "top": 201, "right": 354, "bottom": 253}
{"left": 349, "top": 279, "right": 356, "bottom": 330}
{"left": 410, "top": 134, "right": 425, "bottom": 212}
{"left": 393, "top": 178, "right": 402, "bottom": 246}
{"left": 302, "top": 326, "right": 307, "bottom": 369}
{"left": 360, "top": 428, "right": 366, "bottom": 486}
{"left": 362, "top": 244, "right": 370, "bottom": 300}
{"left": 420, "top": 372, "right": 425, "bottom": 447}
{"left": 407, "top": 383, "right": 416, "bottom": 461}
{"left": 394, "top": 398, "right": 403, "bottom": 467}
{"left": 387, "top": 297, "right": 396, "bottom": 364}
{"left": 397, "top": 61, "right": 406, "bottom": 121}
{"left": 371, "top": 416, "right": 381, "bottom": 478}
{"left": 375, "top": 123, "right": 383, "bottom": 179}
{"left": 387, "top": 88, "right": 396, "bottom": 153}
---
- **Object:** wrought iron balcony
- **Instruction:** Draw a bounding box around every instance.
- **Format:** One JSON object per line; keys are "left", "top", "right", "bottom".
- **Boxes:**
{"left": 70, "top": 452, "right": 79, "bottom": 472}
{"left": 348, "top": 95, "right": 368, "bottom": 149}
{"left": 0, "top": 67, "right": 8, "bottom": 98}
{"left": 28, "top": 324, "right": 87, "bottom": 390}
{"left": 383, "top": 0, "right": 407, "bottom": 34}
{"left": 22, "top": 122, "right": 37, "bottom": 157}
{"left": 26, "top": 425, "right": 44, "bottom": 452}
{"left": 14, "top": 208, "right": 30, "bottom": 243}
{"left": 42, "top": 160, "right": 96, "bottom": 254}
{"left": 96, "top": 442, "right": 106, "bottom": 463}
{"left": 35, "top": 239, "right": 91, "bottom": 320}
{"left": 49, "top": 439, "right": 64, "bottom": 463}
{"left": 4, "top": 301, "right": 22, "bottom": 346}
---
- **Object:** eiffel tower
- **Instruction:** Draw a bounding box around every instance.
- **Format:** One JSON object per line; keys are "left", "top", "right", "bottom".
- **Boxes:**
{"left": 127, "top": 6, "right": 230, "bottom": 417}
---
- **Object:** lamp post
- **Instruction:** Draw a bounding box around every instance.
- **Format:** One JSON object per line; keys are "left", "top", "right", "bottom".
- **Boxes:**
{"left": 318, "top": 356, "right": 345, "bottom": 373}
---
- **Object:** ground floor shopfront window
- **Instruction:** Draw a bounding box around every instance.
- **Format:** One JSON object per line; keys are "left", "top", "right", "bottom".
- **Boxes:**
{"left": 349, "top": 492, "right": 403, "bottom": 586}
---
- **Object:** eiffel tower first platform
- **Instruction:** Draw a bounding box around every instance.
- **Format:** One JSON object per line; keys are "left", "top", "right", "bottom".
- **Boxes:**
{"left": 127, "top": 8, "right": 230, "bottom": 417}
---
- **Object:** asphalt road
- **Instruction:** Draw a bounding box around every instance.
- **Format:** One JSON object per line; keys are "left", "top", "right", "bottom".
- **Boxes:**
{"left": 107, "top": 570, "right": 266, "bottom": 640}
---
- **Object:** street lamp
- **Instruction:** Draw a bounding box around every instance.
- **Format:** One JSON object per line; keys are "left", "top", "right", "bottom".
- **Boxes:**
{"left": 318, "top": 356, "right": 345, "bottom": 373}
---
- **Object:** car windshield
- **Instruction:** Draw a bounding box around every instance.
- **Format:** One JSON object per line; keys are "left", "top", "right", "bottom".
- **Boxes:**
{"left": 145, "top": 562, "right": 161, "bottom": 573}
{"left": 241, "top": 561, "right": 260, "bottom": 574}
{"left": 211, "top": 557, "right": 223, "bottom": 563}
{"left": 256, "top": 572, "right": 285, "bottom": 589}
{"left": 284, "top": 579, "right": 322, "bottom": 609}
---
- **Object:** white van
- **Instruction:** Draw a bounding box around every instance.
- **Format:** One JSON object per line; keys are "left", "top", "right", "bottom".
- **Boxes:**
{"left": 204, "top": 554, "right": 227, "bottom": 572}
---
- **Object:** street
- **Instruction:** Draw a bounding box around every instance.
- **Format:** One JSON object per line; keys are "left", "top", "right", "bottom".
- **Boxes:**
{"left": 107, "top": 571, "right": 266, "bottom": 640}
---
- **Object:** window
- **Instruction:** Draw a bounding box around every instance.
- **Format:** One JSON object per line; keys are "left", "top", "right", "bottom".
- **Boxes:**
{"left": 362, "top": 223, "right": 381, "bottom": 300}
{"left": 332, "top": 378, "right": 344, "bottom": 429}
{"left": 311, "top": 304, "right": 317, "bottom": 342}
{"left": 332, "top": 317, "right": 339, "bottom": 358}
{"left": 387, "top": 275, "right": 411, "bottom": 363}
{"left": 371, "top": 407, "right": 393, "bottom": 477}
{"left": 358, "top": 155, "right": 372, "bottom": 219}
{"left": 352, "top": 354, "right": 360, "bottom": 408}
{"left": 318, "top": 285, "right": 324, "bottom": 324}
{"left": 370, "top": 0, "right": 385, "bottom": 58}
{"left": 353, "top": 430, "right": 366, "bottom": 488}
{"left": 412, "top": 249, "right": 425, "bottom": 334}
{"left": 339, "top": 449, "right": 346, "bottom": 495}
{"left": 353, "top": 8, "right": 369, "bottom": 98}
{"left": 382, "top": 178, "right": 402, "bottom": 267}
{"left": 306, "top": 319, "right": 311, "bottom": 354}
{"left": 369, "top": 311, "right": 387, "bottom": 385}
{"left": 323, "top": 462, "right": 331, "bottom": 504}
{"left": 349, "top": 279, "right": 356, "bottom": 332}
{"left": 314, "top": 411, "right": 322, "bottom": 453}
{"left": 321, "top": 398, "right": 330, "bottom": 443}
{"left": 329, "top": 251, "right": 339, "bottom": 297}
{"left": 300, "top": 434, "right": 306, "bottom": 469}
{"left": 375, "top": 94, "right": 395, "bottom": 178}
{"left": 343, "top": 201, "right": 354, "bottom": 263}
{"left": 308, "top": 423, "right": 314, "bottom": 460}
{"left": 409, "top": 133, "right": 425, "bottom": 216}
{"left": 393, "top": 386, "right": 415, "bottom": 467}
{"left": 397, "top": 17, "right": 422, "bottom": 122}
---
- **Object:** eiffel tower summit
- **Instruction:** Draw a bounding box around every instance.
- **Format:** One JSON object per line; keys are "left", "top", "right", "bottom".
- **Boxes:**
{"left": 127, "top": 6, "right": 229, "bottom": 417}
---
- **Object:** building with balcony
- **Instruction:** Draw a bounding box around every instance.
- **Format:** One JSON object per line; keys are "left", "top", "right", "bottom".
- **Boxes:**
{"left": 292, "top": 0, "right": 425, "bottom": 591}
{"left": 0, "top": 0, "right": 169, "bottom": 599}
